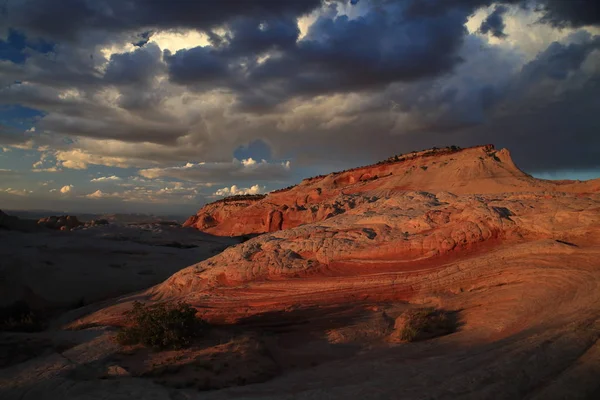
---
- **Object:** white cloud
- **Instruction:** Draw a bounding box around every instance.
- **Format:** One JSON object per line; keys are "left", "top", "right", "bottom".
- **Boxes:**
{"left": 214, "top": 184, "right": 265, "bottom": 197}
{"left": 85, "top": 189, "right": 120, "bottom": 199}
{"left": 150, "top": 30, "right": 209, "bottom": 53}
{"left": 139, "top": 158, "right": 291, "bottom": 182}
{"left": 56, "top": 149, "right": 140, "bottom": 170}
{"left": 241, "top": 158, "right": 257, "bottom": 167}
{"left": 85, "top": 182, "right": 203, "bottom": 204}
{"left": 60, "top": 185, "right": 73, "bottom": 194}
{"left": 3, "top": 188, "right": 32, "bottom": 196}
{"left": 90, "top": 175, "right": 122, "bottom": 182}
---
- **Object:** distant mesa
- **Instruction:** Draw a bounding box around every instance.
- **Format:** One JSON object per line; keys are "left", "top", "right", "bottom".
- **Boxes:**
{"left": 0, "top": 211, "right": 113, "bottom": 232}
{"left": 37, "top": 215, "right": 83, "bottom": 231}
{"left": 36, "top": 216, "right": 110, "bottom": 231}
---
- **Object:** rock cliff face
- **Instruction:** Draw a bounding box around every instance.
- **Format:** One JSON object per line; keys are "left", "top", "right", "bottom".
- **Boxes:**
{"left": 184, "top": 145, "right": 598, "bottom": 236}
{"left": 182, "top": 197, "right": 264, "bottom": 231}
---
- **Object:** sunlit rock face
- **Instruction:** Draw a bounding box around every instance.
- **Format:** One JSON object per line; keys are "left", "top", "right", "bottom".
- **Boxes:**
{"left": 184, "top": 145, "right": 599, "bottom": 236}
{"left": 79, "top": 145, "right": 600, "bottom": 327}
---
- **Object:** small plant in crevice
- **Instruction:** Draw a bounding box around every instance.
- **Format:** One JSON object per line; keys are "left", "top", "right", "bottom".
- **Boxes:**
{"left": 116, "top": 301, "right": 208, "bottom": 350}
{"left": 398, "top": 308, "right": 456, "bottom": 342}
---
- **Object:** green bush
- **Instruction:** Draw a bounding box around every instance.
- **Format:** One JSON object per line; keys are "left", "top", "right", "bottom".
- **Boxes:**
{"left": 116, "top": 301, "right": 208, "bottom": 349}
{"left": 400, "top": 308, "right": 456, "bottom": 342}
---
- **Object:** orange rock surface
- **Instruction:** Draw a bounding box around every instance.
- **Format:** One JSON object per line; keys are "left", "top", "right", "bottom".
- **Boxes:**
{"left": 79, "top": 145, "right": 600, "bottom": 329}
{"left": 184, "top": 145, "right": 599, "bottom": 236}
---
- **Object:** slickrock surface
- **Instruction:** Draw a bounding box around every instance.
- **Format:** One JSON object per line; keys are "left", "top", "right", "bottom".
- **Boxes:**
{"left": 2, "top": 145, "right": 600, "bottom": 399}
{"left": 0, "top": 210, "right": 40, "bottom": 232}
{"left": 0, "top": 224, "right": 238, "bottom": 311}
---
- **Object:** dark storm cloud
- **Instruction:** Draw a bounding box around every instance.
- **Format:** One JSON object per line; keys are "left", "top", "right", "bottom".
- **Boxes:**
{"left": 223, "top": 16, "right": 301, "bottom": 56}
{"left": 1, "top": 0, "right": 599, "bottom": 177}
{"left": 398, "top": 32, "right": 600, "bottom": 172}
{"left": 104, "top": 43, "right": 163, "bottom": 85}
{"left": 161, "top": 0, "right": 597, "bottom": 111}
{"left": 537, "top": 0, "right": 600, "bottom": 28}
{"left": 479, "top": 5, "right": 509, "bottom": 37}
{"left": 165, "top": 1, "right": 469, "bottom": 109}
{"left": 406, "top": 0, "right": 599, "bottom": 28}
{"left": 0, "top": 123, "right": 30, "bottom": 145}
{"left": 403, "top": 0, "right": 519, "bottom": 17}
{"left": 257, "top": 30, "right": 600, "bottom": 173}
{"left": 164, "top": 46, "right": 231, "bottom": 86}
{"left": 2, "top": 0, "right": 323, "bottom": 43}
{"left": 256, "top": 6, "right": 466, "bottom": 90}
{"left": 518, "top": 33, "right": 600, "bottom": 82}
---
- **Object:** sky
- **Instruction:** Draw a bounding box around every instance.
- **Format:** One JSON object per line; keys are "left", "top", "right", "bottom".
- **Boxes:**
{"left": 0, "top": 0, "right": 599, "bottom": 215}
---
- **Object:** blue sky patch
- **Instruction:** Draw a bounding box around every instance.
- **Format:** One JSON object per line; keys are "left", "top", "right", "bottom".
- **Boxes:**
{"left": 0, "top": 29, "right": 54, "bottom": 64}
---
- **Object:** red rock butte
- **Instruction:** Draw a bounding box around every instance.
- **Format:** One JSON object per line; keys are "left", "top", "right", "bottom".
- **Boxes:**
{"left": 79, "top": 145, "right": 600, "bottom": 335}
{"left": 183, "top": 144, "right": 598, "bottom": 236}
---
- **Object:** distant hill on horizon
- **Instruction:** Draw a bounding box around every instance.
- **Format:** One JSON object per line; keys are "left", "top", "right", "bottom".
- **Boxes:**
{"left": 3, "top": 210, "right": 188, "bottom": 224}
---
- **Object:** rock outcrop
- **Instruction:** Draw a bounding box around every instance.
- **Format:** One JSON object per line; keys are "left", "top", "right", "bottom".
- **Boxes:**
{"left": 78, "top": 145, "right": 600, "bottom": 327}
{"left": 37, "top": 215, "right": 83, "bottom": 231}
{"left": 183, "top": 197, "right": 264, "bottom": 231}
{"left": 184, "top": 145, "right": 599, "bottom": 236}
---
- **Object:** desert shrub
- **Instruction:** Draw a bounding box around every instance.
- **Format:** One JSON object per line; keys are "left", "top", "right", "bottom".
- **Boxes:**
{"left": 0, "top": 301, "right": 45, "bottom": 332}
{"left": 399, "top": 308, "right": 456, "bottom": 342}
{"left": 116, "top": 301, "right": 208, "bottom": 349}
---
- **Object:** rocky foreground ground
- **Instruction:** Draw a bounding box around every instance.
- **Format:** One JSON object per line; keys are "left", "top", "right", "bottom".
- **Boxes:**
{"left": 1, "top": 145, "right": 599, "bottom": 399}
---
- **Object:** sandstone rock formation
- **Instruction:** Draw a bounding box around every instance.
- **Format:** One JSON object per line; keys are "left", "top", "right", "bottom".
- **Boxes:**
{"left": 79, "top": 145, "right": 600, "bottom": 327}
{"left": 3, "top": 145, "right": 600, "bottom": 399}
{"left": 37, "top": 215, "right": 83, "bottom": 231}
{"left": 184, "top": 145, "right": 599, "bottom": 236}
{"left": 182, "top": 195, "right": 266, "bottom": 231}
